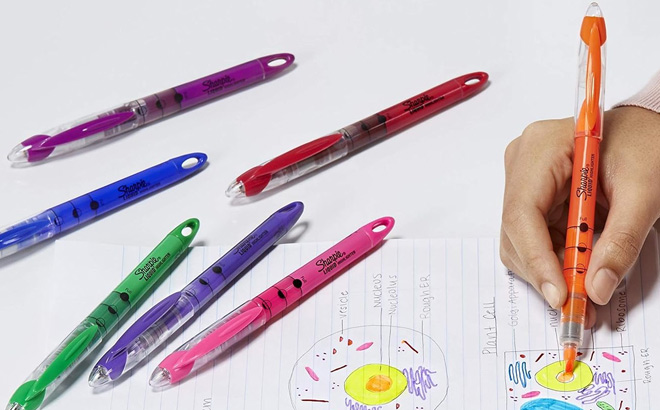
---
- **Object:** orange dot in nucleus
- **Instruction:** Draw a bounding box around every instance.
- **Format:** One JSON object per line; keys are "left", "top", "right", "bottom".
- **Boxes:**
{"left": 366, "top": 374, "right": 393, "bottom": 393}
{"left": 556, "top": 371, "right": 575, "bottom": 383}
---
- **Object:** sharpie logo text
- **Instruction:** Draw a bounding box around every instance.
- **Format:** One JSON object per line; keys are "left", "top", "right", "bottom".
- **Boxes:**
{"left": 576, "top": 167, "right": 592, "bottom": 200}
{"left": 118, "top": 179, "right": 150, "bottom": 201}
{"left": 133, "top": 253, "right": 171, "bottom": 281}
{"left": 575, "top": 153, "right": 596, "bottom": 201}
{"left": 403, "top": 94, "right": 438, "bottom": 114}
{"left": 202, "top": 75, "right": 235, "bottom": 94}
{"left": 316, "top": 250, "right": 346, "bottom": 274}
{"left": 134, "top": 256, "right": 162, "bottom": 281}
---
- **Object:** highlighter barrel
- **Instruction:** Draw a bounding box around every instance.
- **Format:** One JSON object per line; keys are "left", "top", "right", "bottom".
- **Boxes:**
{"left": 150, "top": 217, "right": 395, "bottom": 386}
{"left": 560, "top": 2, "right": 606, "bottom": 372}
{"left": 8, "top": 54, "right": 294, "bottom": 163}
{"left": 6, "top": 219, "right": 198, "bottom": 410}
{"left": 90, "top": 202, "right": 304, "bottom": 385}
{"left": 0, "top": 153, "right": 206, "bottom": 259}
{"left": 226, "top": 72, "right": 488, "bottom": 197}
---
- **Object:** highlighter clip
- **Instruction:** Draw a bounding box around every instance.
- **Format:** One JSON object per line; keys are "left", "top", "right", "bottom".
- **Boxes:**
{"left": 256, "top": 53, "right": 296, "bottom": 79}
{"left": 576, "top": 10, "right": 606, "bottom": 137}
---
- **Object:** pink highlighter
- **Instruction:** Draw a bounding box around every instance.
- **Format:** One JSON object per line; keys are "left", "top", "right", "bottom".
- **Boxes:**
{"left": 149, "top": 217, "right": 395, "bottom": 386}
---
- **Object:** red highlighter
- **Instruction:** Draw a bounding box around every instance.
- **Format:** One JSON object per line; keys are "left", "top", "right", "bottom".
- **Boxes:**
{"left": 226, "top": 72, "right": 489, "bottom": 197}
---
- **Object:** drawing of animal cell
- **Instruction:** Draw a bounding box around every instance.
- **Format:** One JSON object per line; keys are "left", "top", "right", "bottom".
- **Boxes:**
{"left": 504, "top": 347, "right": 635, "bottom": 410}
{"left": 289, "top": 326, "right": 447, "bottom": 410}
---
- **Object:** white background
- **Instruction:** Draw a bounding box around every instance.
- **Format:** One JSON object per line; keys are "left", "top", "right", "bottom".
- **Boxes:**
{"left": 0, "top": 0, "right": 659, "bottom": 406}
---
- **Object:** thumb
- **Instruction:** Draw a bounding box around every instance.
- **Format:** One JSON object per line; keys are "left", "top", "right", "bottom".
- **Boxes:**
{"left": 586, "top": 197, "right": 656, "bottom": 305}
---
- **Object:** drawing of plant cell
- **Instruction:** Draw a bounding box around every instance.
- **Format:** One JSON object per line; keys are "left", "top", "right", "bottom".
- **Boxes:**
{"left": 504, "top": 347, "right": 635, "bottom": 410}
{"left": 289, "top": 326, "right": 448, "bottom": 409}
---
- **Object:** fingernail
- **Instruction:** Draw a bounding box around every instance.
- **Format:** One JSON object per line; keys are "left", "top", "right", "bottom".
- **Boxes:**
{"left": 592, "top": 268, "right": 619, "bottom": 304}
{"left": 541, "top": 282, "right": 560, "bottom": 308}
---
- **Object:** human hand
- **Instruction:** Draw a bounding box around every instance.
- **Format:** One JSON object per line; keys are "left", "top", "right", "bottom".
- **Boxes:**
{"left": 500, "top": 106, "right": 660, "bottom": 325}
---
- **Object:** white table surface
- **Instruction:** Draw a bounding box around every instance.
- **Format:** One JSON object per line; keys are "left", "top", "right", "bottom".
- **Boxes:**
{"left": 1, "top": 0, "right": 659, "bottom": 406}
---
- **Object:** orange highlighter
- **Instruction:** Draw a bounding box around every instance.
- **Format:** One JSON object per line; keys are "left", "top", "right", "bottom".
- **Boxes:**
{"left": 560, "top": 2, "right": 607, "bottom": 375}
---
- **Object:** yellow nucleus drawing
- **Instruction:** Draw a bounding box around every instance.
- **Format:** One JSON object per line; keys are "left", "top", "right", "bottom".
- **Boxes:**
{"left": 290, "top": 326, "right": 448, "bottom": 410}
{"left": 505, "top": 348, "right": 635, "bottom": 410}
{"left": 344, "top": 364, "right": 407, "bottom": 405}
{"left": 535, "top": 360, "right": 593, "bottom": 392}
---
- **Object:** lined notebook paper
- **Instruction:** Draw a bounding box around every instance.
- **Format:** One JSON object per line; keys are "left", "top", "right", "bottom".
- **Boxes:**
{"left": 496, "top": 230, "right": 660, "bottom": 410}
{"left": 2, "top": 233, "right": 659, "bottom": 410}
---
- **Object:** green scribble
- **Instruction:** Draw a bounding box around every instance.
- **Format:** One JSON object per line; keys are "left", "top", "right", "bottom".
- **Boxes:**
{"left": 596, "top": 401, "right": 615, "bottom": 410}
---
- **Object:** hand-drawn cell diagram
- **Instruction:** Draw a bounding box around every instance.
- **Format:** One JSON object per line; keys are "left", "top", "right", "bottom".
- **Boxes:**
{"left": 289, "top": 326, "right": 448, "bottom": 410}
{"left": 505, "top": 347, "right": 636, "bottom": 410}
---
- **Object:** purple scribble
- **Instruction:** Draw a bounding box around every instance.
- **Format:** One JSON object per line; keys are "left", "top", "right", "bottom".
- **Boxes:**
{"left": 576, "top": 384, "right": 610, "bottom": 404}
{"left": 576, "top": 370, "right": 616, "bottom": 404}
{"left": 592, "top": 371, "right": 616, "bottom": 390}
{"left": 345, "top": 398, "right": 383, "bottom": 410}
{"left": 402, "top": 366, "right": 438, "bottom": 400}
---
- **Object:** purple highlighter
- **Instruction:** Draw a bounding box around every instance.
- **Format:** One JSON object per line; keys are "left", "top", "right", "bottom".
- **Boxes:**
{"left": 88, "top": 201, "right": 304, "bottom": 387}
{"left": 8, "top": 53, "right": 295, "bottom": 163}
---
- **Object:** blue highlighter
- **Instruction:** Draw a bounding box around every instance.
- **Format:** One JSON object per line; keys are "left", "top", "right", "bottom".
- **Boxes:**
{"left": 0, "top": 152, "right": 207, "bottom": 259}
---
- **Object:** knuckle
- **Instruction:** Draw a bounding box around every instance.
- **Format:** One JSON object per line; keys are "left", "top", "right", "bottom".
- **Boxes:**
{"left": 521, "top": 120, "right": 550, "bottom": 138}
{"left": 521, "top": 252, "right": 547, "bottom": 282}
{"left": 501, "top": 205, "right": 526, "bottom": 230}
{"left": 603, "top": 230, "right": 643, "bottom": 275}
{"left": 499, "top": 238, "right": 515, "bottom": 267}
{"left": 500, "top": 251, "right": 513, "bottom": 270}
{"left": 504, "top": 138, "right": 519, "bottom": 166}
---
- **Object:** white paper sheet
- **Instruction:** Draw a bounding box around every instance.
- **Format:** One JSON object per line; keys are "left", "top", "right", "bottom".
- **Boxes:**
{"left": 1, "top": 238, "right": 499, "bottom": 410}
{"left": 3, "top": 232, "right": 659, "bottom": 410}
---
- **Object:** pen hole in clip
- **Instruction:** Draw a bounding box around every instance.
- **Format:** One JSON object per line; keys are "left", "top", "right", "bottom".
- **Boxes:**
{"left": 181, "top": 224, "right": 195, "bottom": 237}
{"left": 464, "top": 77, "right": 481, "bottom": 86}
{"left": 182, "top": 157, "right": 200, "bottom": 169}
{"left": 267, "top": 58, "right": 288, "bottom": 67}
{"left": 371, "top": 222, "right": 388, "bottom": 233}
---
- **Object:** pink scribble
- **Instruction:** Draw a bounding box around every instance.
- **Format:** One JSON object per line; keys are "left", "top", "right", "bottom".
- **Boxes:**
{"left": 602, "top": 352, "right": 621, "bottom": 362}
{"left": 521, "top": 391, "right": 541, "bottom": 399}
{"left": 305, "top": 366, "right": 319, "bottom": 381}
{"left": 356, "top": 342, "right": 373, "bottom": 351}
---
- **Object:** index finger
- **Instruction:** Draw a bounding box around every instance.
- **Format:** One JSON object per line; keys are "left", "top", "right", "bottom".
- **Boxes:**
{"left": 502, "top": 120, "right": 574, "bottom": 307}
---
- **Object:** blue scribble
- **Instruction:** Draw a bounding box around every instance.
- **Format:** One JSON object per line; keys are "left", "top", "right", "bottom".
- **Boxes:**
{"left": 508, "top": 361, "right": 532, "bottom": 388}
{"left": 520, "top": 398, "right": 581, "bottom": 410}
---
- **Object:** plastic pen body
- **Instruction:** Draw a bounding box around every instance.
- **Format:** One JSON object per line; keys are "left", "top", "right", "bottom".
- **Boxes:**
{"left": 0, "top": 153, "right": 206, "bottom": 259}
{"left": 560, "top": 136, "right": 600, "bottom": 351}
{"left": 560, "top": 3, "right": 606, "bottom": 373}
{"left": 90, "top": 202, "right": 304, "bottom": 385}
{"left": 226, "top": 72, "right": 489, "bottom": 197}
{"left": 150, "top": 217, "right": 395, "bottom": 386}
{"left": 6, "top": 219, "right": 199, "bottom": 410}
{"left": 8, "top": 54, "right": 294, "bottom": 163}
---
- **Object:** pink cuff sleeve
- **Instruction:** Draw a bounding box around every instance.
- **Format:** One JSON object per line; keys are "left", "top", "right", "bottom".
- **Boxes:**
{"left": 613, "top": 71, "right": 660, "bottom": 113}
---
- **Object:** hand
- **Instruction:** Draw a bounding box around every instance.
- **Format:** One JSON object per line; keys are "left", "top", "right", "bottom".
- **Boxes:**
{"left": 500, "top": 106, "right": 660, "bottom": 326}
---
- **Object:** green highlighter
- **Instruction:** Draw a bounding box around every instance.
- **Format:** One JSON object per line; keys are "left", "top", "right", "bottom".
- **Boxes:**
{"left": 7, "top": 218, "right": 200, "bottom": 410}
